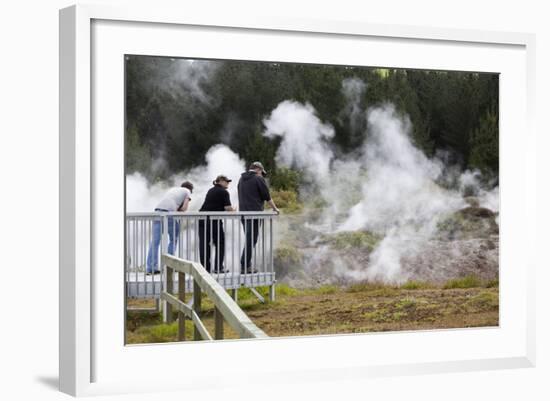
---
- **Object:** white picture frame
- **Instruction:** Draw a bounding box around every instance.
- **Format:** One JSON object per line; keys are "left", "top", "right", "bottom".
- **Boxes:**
{"left": 59, "top": 4, "right": 536, "bottom": 397}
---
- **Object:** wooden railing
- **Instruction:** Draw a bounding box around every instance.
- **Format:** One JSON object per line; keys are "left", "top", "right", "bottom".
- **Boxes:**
{"left": 160, "top": 254, "right": 268, "bottom": 340}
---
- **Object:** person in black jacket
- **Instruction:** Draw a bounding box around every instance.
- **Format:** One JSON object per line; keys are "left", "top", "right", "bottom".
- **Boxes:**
{"left": 238, "top": 161, "right": 279, "bottom": 274}
{"left": 198, "top": 175, "right": 235, "bottom": 273}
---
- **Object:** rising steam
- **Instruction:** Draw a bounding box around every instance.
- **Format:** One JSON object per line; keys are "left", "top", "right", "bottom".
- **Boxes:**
{"left": 127, "top": 75, "right": 499, "bottom": 285}
{"left": 260, "top": 89, "right": 498, "bottom": 284}
{"left": 263, "top": 101, "right": 335, "bottom": 185}
{"left": 126, "top": 144, "right": 246, "bottom": 212}
{"left": 340, "top": 77, "right": 367, "bottom": 141}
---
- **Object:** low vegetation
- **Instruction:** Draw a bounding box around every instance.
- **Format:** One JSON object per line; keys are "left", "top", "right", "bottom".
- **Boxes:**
{"left": 273, "top": 243, "right": 303, "bottom": 278}
{"left": 270, "top": 190, "right": 303, "bottom": 213}
{"left": 126, "top": 277, "right": 499, "bottom": 344}
{"left": 436, "top": 207, "right": 499, "bottom": 240}
{"left": 320, "top": 230, "right": 381, "bottom": 251}
{"left": 442, "top": 275, "right": 483, "bottom": 289}
{"left": 399, "top": 280, "right": 435, "bottom": 290}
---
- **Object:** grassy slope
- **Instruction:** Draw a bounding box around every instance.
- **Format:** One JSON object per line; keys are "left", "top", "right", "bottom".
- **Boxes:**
{"left": 126, "top": 278, "right": 499, "bottom": 344}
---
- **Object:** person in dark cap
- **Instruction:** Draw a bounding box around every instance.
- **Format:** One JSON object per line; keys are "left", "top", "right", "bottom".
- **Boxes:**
{"left": 198, "top": 175, "right": 235, "bottom": 273}
{"left": 238, "top": 162, "right": 279, "bottom": 274}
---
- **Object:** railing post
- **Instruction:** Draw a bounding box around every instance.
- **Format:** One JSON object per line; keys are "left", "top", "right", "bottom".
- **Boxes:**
{"left": 193, "top": 278, "right": 202, "bottom": 340}
{"left": 178, "top": 272, "right": 186, "bottom": 341}
{"left": 161, "top": 214, "right": 170, "bottom": 322}
{"left": 269, "top": 215, "right": 275, "bottom": 302}
{"left": 165, "top": 265, "right": 173, "bottom": 324}
{"left": 214, "top": 307, "right": 224, "bottom": 340}
{"left": 154, "top": 298, "right": 160, "bottom": 313}
{"left": 269, "top": 284, "right": 276, "bottom": 302}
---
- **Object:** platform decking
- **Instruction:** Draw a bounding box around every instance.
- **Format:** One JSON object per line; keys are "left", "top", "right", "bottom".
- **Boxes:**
{"left": 126, "top": 271, "right": 276, "bottom": 297}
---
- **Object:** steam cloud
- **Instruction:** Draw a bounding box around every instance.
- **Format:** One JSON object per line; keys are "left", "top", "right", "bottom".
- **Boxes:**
{"left": 260, "top": 85, "right": 499, "bottom": 284}
{"left": 127, "top": 73, "right": 499, "bottom": 285}
{"left": 126, "top": 144, "right": 246, "bottom": 212}
{"left": 340, "top": 77, "right": 367, "bottom": 140}
{"left": 162, "top": 59, "right": 218, "bottom": 106}
{"left": 263, "top": 101, "right": 335, "bottom": 185}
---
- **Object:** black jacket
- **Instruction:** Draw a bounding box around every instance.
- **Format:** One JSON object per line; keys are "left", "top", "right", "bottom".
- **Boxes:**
{"left": 199, "top": 184, "right": 231, "bottom": 212}
{"left": 237, "top": 171, "right": 271, "bottom": 211}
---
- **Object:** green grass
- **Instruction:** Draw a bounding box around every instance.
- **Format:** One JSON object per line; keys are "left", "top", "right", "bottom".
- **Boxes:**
{"left": 362, "top": 298, "right": 437, "bottom": 324}
{"left": 308, "top": 285, "right": 339, "bottom": 295}
{"left": 395, "top": 298, "right": 418, "bottom": 310}
{"left": 465, "top": 291, "right": 499, "bottom": 311}
{"left": 274, "top": 243, "right": 303, "bottom": 277}
{"left": 443, "top": 275, "right": 483, "bottom": 289}
{"left": 270, "top": 190, "right": 303, "bottom": 213}
{"left": 346, "top": 281, "right": 399, "bottom": 296}
{"left": 485, "top": 279, "right": 499, "bottom": 288}
{"left": 321, "top": 231, "right": 381, "bottom": 251}
{"left": 399, "top": 280, "right": 434, "bottom": 290}
{"left": 126, "top": 274, "right": 499, "bottom": 343}
{"left": 129, "top": 321, "right": 180, "bottom": 344}
{"left": 346, "top": 281, "right": 389, "bottom": 291}
{"left": 276, "top": 283, "right": 300, "bottom": 296}
{"left": 234, "top": 284, "right": 300, "bottom": 300}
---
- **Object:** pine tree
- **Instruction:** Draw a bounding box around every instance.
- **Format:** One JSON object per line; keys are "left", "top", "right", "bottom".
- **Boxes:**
{"left": 469, "top": 108, "right": 499, "bottom": 175}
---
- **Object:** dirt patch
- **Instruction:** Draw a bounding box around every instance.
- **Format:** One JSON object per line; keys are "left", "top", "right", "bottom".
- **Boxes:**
{"left": 126, "top": 286, "right": 499, "bottom": 343}
{"left": 245, "top": 287, "right": 498, "bottom": 337}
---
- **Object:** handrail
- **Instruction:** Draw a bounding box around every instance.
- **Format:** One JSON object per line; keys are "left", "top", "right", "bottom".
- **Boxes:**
{"left": 161, "top": 254, "right": 269, "bottom": 340}
{"left": 128, "top": 211, "right": 278, "bottom": 217}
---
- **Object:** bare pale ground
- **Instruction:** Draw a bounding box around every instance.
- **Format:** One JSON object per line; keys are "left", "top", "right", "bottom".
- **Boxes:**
{"left": 125, "top": 283, "right": 499, "bottom": 344}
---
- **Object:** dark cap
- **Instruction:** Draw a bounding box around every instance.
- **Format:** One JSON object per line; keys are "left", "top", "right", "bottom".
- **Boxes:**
{"left": 249, "top": 161, "right": 267, "bottom": 176}
{"left": 214, "top": 175, "right": 232, "bottom": 183}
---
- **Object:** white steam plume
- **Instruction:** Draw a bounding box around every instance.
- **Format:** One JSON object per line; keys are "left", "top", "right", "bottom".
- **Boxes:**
{"left": 340, "top": 77, "right": 367, "bottom": 138}
{"left": 164, "top": 59, "right": 218, "bottom": 105}
{"left": 175, "top": 144, "right": 245, "bottom": 211}
{"left": 126, "top": 144, "right": 246, "bottom": 212}
{"left": 263, "top": 100, "right": 335, "bottom": 184}
{"left": 340, "top": 104, "right": 459, "bottom": 233}
{"left": 262, "top": 97, "right": 497, "bottom": 285}
{"left": 336, "top": 104, "right": 467, "bottom": 282}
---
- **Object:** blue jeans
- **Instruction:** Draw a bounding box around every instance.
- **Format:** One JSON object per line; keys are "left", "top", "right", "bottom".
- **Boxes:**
{"left": 146, "top": 216, "right": 180, "bottom": 273}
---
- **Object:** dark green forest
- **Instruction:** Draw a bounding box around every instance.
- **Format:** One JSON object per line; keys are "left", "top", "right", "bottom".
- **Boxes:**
{"left": 125, "top": 56, "right": 499, "bottom": 183}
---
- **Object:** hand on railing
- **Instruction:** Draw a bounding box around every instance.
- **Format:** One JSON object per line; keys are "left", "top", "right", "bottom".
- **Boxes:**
{"left": 267, "top": 199, "right": 280, "bottom": 215}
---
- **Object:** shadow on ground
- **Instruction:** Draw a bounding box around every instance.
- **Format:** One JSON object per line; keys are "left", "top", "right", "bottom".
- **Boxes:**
{"left": 35, "top": 376, "right": 58, "bottom": 391}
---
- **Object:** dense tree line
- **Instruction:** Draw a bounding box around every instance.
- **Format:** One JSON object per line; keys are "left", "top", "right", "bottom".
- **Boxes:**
{"left": 126, "top": 56, "right": 499, "bottom": 183}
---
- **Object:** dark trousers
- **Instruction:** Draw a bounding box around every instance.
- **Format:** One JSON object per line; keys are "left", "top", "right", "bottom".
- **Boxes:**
{"left": 198, "top": 219, "right": 225, "bottom": 273}
{"left": 240, "top": 218, "right": 261, "bottom": 270}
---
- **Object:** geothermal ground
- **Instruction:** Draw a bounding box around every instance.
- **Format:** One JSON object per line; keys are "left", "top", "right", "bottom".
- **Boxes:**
{"left": 273, "top": 197, "right": 499, "bottom": 287}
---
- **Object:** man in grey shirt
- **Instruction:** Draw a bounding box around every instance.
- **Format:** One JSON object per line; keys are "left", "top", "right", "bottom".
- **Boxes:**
{"left": 146, "top": 181, "right": 193, "bottom": 274}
